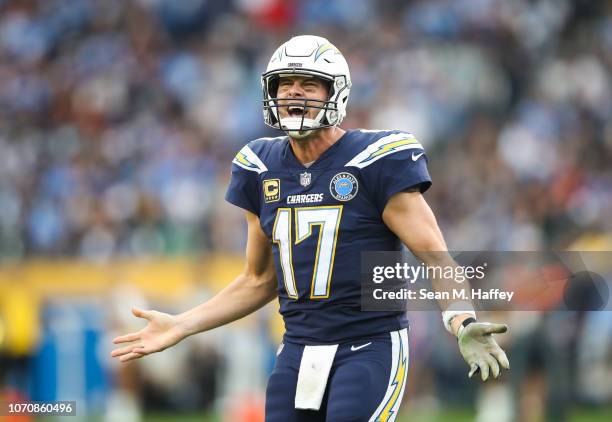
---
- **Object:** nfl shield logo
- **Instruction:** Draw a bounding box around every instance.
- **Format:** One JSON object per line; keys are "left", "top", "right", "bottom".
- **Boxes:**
{"left": 299, "top": 171, "right": 312, "bottom": 187}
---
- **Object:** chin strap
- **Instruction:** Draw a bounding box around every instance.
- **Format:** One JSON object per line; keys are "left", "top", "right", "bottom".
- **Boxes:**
{"left": 286, "top": 129, "right": 315, "bottom": 139}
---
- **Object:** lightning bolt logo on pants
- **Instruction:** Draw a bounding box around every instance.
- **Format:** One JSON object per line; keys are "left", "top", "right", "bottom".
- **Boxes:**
{"left": 369, "top": 329, "right": 409, "bottom": 422}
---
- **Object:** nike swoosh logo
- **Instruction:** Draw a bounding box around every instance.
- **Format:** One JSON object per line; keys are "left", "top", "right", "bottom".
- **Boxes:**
{"left": 412, "top": 152, "right": 424, "bottom": 161}
{"left": 350, "top": 342, "right": 372, "bottom": 351}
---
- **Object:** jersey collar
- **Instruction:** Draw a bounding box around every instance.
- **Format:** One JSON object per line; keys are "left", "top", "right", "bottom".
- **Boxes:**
{"left": 283, "top": 130, "right": 351, "bottom": 170}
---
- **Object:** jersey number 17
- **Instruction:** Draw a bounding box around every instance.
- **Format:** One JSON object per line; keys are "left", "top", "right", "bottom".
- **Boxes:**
{"left": 272, "top": 206, "right": 343, "bottom": 299}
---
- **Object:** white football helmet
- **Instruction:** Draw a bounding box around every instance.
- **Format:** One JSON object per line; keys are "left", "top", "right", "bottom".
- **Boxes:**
{"left": 262, "top": 35, "right": 351, "bottom": 138}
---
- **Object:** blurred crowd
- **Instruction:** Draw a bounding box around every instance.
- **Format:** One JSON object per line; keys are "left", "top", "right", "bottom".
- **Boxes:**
{"left": 1, "top": 0, "right": 612, "bottom": 420}
{"left": 0, "top": 0, "right": 611, "bottom": 260}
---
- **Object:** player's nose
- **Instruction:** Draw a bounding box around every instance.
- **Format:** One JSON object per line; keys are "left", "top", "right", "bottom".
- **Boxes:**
{"left": 287, "top": 82, "right": 305, "bottom": 97}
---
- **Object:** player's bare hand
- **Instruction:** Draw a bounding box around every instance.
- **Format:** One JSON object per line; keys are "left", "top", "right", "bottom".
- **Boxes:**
{"left": 111, "top": 307, "right": 185, "bottom": 363}
{"left": 458, "top": 322, "right": 510, "bottom": 382}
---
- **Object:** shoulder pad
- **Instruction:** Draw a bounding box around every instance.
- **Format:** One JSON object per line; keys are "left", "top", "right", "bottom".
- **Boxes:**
{"left": 345, "top": 132, "right": 423, "bottom": 169}
{"left": 232, "top": 144, "right": 268, "bottom": 173}
{"left": 231, "top": 136, "right": 285, "bottom": 173}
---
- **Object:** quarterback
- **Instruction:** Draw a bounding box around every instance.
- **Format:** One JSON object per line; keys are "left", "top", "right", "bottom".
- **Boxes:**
{"left": 111, "top": 36, "right": 509, "bottom": 421}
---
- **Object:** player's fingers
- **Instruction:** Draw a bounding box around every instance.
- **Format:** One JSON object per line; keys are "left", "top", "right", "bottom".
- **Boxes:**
{"left": 119, "top": 351, "right": 145, "bottom": 363}
{"left": 468, "top": 363, "right": 479, "bottom": 378}
{"left": 482, "top": 323, "right": 508, "bottom": 335}
{"left": 491, "top": 347, "right": 510, "bottom": 370}
{"left": 486, "top": 353, "right": 500, "bottom": 379}
{"left": 132, "top": 307, "right": 153, "bottom": 320}
{"left": 131, "top": 345, "right": 151, "bottom": 355}
{"left": 111, "top": 344, "right": 142, "bottom": 358}
{"left": 478, "top": 359, "right": 490, "bottom": 382}
{"left": 113, "top": 332, "right": 140, "bottom": 344}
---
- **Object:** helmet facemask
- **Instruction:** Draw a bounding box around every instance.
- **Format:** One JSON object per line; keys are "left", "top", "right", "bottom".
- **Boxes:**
{"left": 262, "top": 69, "right": 350, "bottom": 139}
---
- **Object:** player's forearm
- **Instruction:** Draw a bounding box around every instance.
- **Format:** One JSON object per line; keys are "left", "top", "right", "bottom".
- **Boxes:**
{"left": 383, "top": 193, "right": 477, "bottom": 334}
{"left": 175, "top": 273, "right": 277, "bottom": 338}
{"left": 430, "top": 274, "right": 474, "bottom": 316}
{"left": 417, "top": 250, "right": 476, "bottom": 332}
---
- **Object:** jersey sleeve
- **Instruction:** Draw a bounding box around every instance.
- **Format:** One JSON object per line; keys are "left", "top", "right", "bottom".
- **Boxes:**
{"left": 224, "top": 143, "right": 268, "bottom": 216}
{"left": 346, "top": 132, "right": 432, "bottom": 211}
{"left": 225, "top": 164, "right": 261, "bottom": 216}
{"left": 373, "top": 149, "right": 431, "bottom": 208}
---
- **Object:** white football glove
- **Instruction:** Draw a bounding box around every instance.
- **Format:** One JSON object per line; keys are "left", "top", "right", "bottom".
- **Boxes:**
{"left": 457, "top": 321, "right": 510, "bottom": 381}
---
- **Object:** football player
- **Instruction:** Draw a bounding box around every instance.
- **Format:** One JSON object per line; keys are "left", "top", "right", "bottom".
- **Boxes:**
{"left": 111, "top": 35, "right": 509, "bottom": 421}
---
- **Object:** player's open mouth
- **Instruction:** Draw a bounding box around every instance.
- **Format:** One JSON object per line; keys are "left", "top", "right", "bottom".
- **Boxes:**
{"left": 287, "top": 106, "right": 306, "bottom": 117}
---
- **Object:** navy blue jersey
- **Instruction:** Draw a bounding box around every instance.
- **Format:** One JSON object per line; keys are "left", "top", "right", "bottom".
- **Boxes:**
{"left": 225, "top": 129, "right": 431, "bottom": 344}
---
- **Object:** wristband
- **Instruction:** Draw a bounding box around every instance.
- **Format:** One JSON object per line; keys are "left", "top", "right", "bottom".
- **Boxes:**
{"left": 457, "top": 317, "right": 477, "bottom": 337}
{"left": 442, "top": 301, "right": 476, "bottom": 333}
